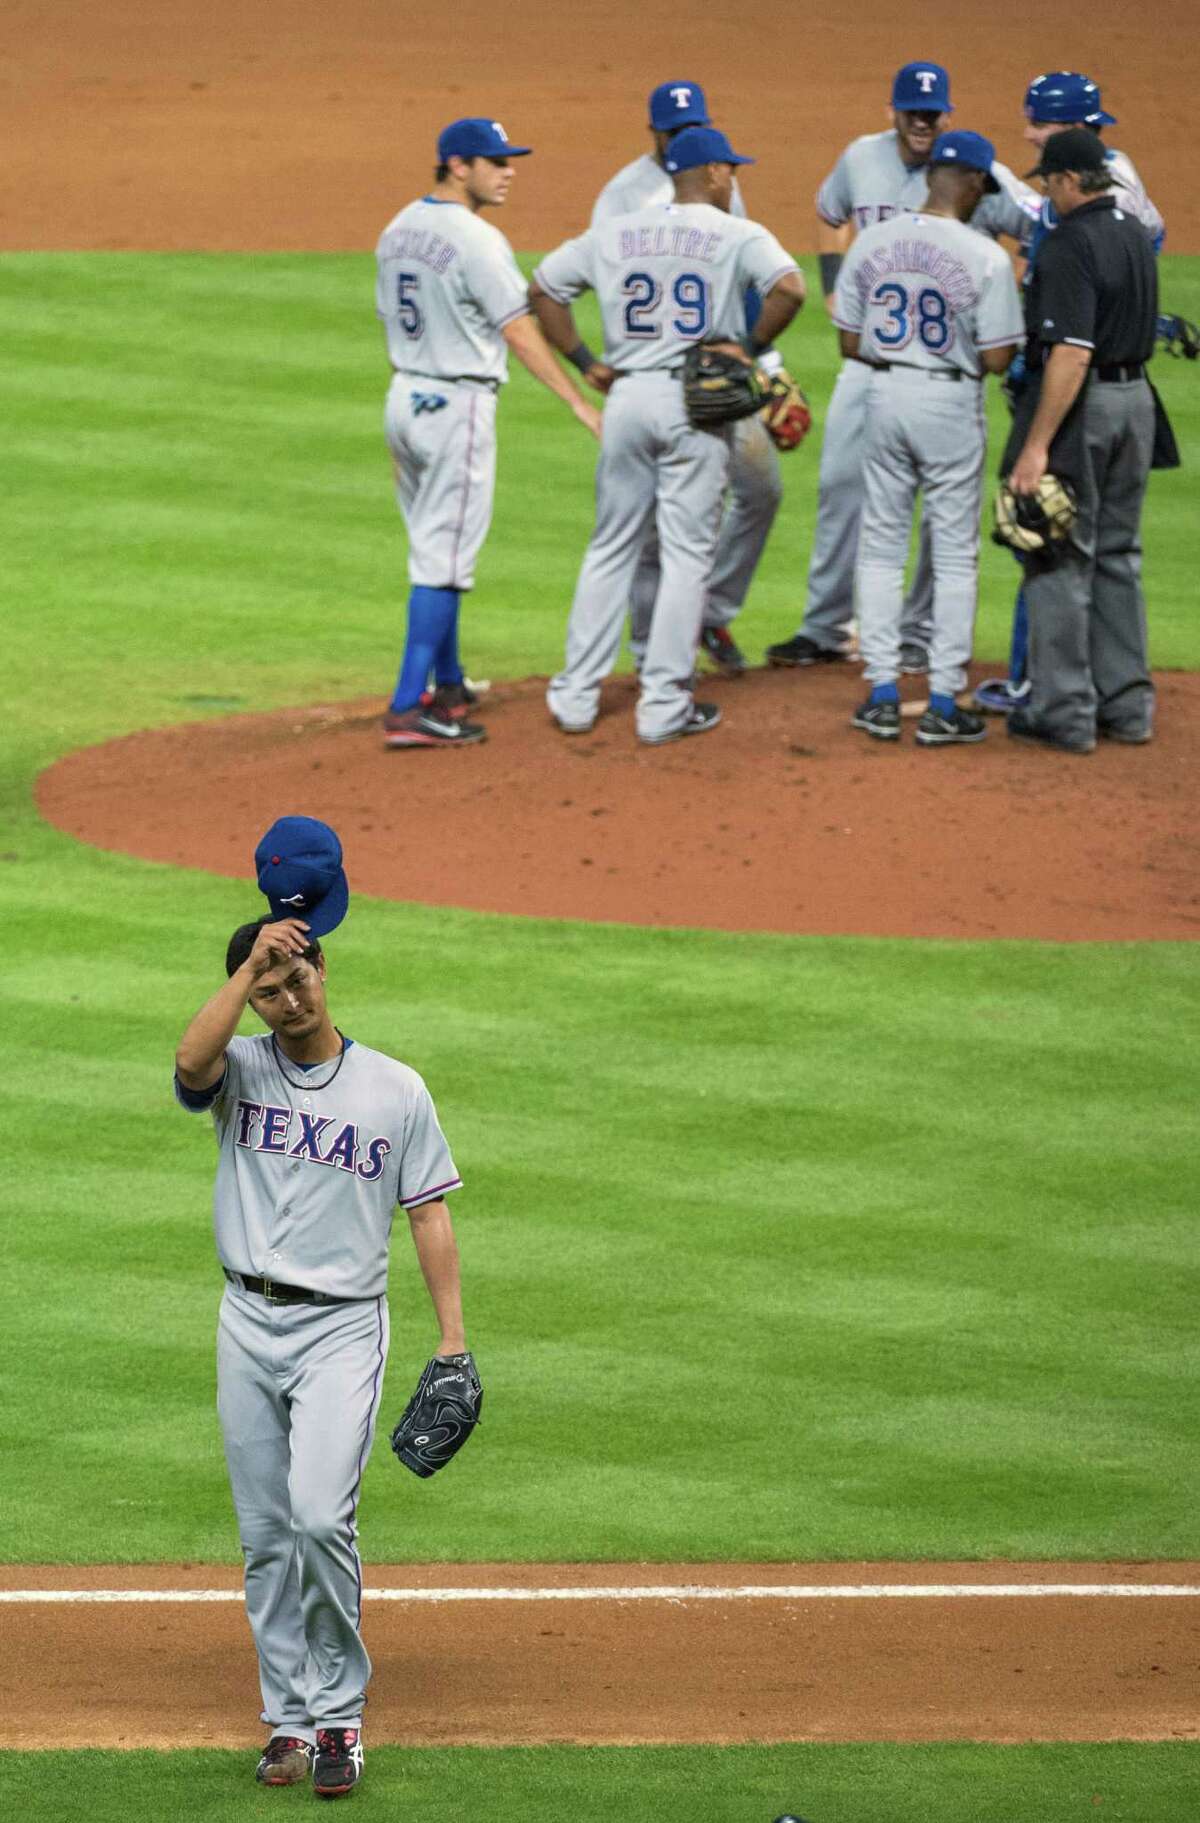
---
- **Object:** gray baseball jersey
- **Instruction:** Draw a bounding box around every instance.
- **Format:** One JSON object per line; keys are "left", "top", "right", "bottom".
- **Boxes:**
{"left": 835, "top": 214, "right": 1023, "bottom": 701}
{"left": 178, "top": 1033, "right": 461, "bottom": 1300}
{"left": 591, "top": 152, "right": 746, "bottom": 224}
{"left": 376, "top": 196, "right": 530, "bottom": 589}
{"left": 816, "top": 128, "right": 1039, "bottom": 244}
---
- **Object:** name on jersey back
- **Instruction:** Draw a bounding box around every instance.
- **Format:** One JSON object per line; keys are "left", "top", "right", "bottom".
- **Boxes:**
{"left": 618, "top": 224, "right": 725, "bottom": 263}
{"left": 388, "top": 229, "right": 458, "bottom": 274}
{"left": 854, "top": 236, "right": 978, "bottom": 310}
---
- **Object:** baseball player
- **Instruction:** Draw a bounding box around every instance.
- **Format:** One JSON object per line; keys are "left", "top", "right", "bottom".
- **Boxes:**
{"left": 765, "top": 61, "right": 1039, "bottom": 676}
{"left": 834, "top": 132, "right": 1024, "bottom": 745}
{"left": 174, "top": 817, "right": 468, "bottom": 1797}
{"left": 591, "top": 80, "right": 779, "bottom": 678}
{"left": 530, "top": 125, "right": 804, "bottom": 743}
{"left": 973, "top": 71, "right": 1166, "bottom": 716}
{"left": 376, "top": 117, "right": 601, "bottom": 750}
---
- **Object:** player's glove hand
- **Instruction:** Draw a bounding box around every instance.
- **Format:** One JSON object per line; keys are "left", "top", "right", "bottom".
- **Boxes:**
{"left": 682, "top": 341, "right": 769, "bottom": 430}
{"left": 1156, "top": 313, "right": 1200, "bottom": 359}
{"left": 992, "top": 473, "right": 1078, "bottom": 557}
{"left": 390, "top": 1352, "right": 483, "bottom": 1479}
{"left": 758, "top": 366, "right": 812, "bottom": 450}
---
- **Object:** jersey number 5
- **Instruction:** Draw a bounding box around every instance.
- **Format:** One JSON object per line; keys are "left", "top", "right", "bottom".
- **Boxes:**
{"left": 622, "top": 271, "right": 711, "bottom": 340}
{"left": 870, "top": 281, "right": 954, "bottom": 354}
{"left": 396, "top": 273, "right": 424, "bottom": 338}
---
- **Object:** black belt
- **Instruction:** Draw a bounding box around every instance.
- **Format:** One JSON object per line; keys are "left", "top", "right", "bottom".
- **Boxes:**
{"left": 864, "top": 359, "right": 976, "bottom": 383}
{"left": 1093, "top": 362, "right": 1146, "bottom": 383}
{"left": 224, "top": 1268, "right": 354, "bottom": 1306}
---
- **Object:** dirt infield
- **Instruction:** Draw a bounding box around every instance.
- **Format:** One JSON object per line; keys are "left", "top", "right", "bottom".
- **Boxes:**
{"left": 36, "top": 664, "right": 1200, "bottom": 942}
{"left": 4, "top": 1563, "right": 1198, "bottom": 1749}
{"left": 1, "top": 0, "right": 1194, "bottom": 254}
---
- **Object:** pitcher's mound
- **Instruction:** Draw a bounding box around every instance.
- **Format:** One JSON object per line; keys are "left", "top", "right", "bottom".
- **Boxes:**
{"left": 36, "top": 666, "right": 1200, "bottom": 941}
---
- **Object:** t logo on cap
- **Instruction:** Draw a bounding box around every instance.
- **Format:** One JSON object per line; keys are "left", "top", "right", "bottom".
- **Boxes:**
{"left": 670, "top": 86, "right": 693, "bottom": 109}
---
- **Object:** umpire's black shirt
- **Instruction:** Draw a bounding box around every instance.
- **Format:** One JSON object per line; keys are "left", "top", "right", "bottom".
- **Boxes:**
{"left": 1025, "top": 194, "right": 1158, "bottom": 373}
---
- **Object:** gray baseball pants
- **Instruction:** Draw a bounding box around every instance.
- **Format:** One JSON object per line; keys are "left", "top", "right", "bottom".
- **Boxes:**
{"left": 548, "top": 371, "right": 731, "bottom": 741}
{"left": 1022, "top": 378, "right": 1156, "bottom": 744}
{"left": 627, "top": 414, "right": 782, "bottom": 661}
{"left": 217, "top": 1284, "right": 389, "bottom": 1738}
{"left": 799, "top": 358, "right": 934, "bottom": 652}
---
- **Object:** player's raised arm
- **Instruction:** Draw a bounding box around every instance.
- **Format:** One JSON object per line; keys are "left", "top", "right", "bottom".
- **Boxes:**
{"left": 175, "top": 917, "right": 312, "bottom": 1089}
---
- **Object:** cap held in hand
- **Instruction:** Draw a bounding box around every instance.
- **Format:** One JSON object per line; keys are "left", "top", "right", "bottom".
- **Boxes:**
{"left": 254, "top": 816, "right": 349, "bottom": 938}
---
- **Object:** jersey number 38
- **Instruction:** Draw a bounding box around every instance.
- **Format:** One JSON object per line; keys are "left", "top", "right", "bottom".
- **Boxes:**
{"left": 869, "top": 281, "right": 954, "bottom": 355}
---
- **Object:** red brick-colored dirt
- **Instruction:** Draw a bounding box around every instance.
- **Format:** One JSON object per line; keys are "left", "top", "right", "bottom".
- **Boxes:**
{"left": 2, "top": 1563, "right": 1198, "bottom": 1749}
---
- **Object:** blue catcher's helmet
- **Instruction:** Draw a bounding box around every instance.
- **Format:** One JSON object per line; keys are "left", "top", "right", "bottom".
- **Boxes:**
{"left": 1024, "top": 71, "right": 1116, "bottom": 128}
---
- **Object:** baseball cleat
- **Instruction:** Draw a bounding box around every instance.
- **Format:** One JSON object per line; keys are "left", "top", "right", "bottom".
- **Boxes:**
{"left": 640, "top": 701, "right": 722, "bottom": 745}
{"left": 420, "top": 682, "right": 488, "bottom": 720}
{"left": 899, "top": 642, "right": 930, "bottom": 675}
{"left": 313, "top": 1727, "right": 363, "bottom": 1799}
{"left": 851, "top": 698, "right": 901, "bottom": 740}
{"left": 383, "top": 705, "right": 486, "bottom": 748}
{"left": 915, "top": 705, "right": 987, "bottom": 746}
{"left": 255, "top": 1734, "right": 314, "bottom": 1786}
{"left": 700, "top": 626, "right": 748, "bottom": 676}
{"left": 765, "top": 633, "right": 852, "bottom": 668}
{"left": 973, "top": 677, "right": 1031, "bottom": 715}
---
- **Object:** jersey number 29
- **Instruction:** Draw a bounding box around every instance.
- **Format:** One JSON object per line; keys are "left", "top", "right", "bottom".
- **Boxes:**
{"left": 870, "top": 281, "right": 953, "bottom": 354}
{"left": 623, "top": 271, "right": 710, "bottom": 340}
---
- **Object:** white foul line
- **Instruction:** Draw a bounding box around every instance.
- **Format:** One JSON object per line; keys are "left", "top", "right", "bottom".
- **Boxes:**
{"left": 2, "top": 1583, "right": 1198, "bottom": 1605}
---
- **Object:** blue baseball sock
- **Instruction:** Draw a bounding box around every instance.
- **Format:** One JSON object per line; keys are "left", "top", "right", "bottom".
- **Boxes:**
{"left": 869, "top": 682, "right": 899, "bottom": 705}
{"left": 433, "top": 590, "right": 465, "bottom": 688}
{"left": 929, "top": 691, "right": 957, "bottom": 718}
{"left": 389, "top": 586, "right": 458, "bottom": 714}
{"left": 1008, "top": 588, "right": 1029, "bottom": 687}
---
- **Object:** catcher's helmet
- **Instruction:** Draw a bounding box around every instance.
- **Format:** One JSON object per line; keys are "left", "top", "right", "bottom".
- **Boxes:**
{"left": 1024, "top": 71, "right": 1116, "bottom": 128}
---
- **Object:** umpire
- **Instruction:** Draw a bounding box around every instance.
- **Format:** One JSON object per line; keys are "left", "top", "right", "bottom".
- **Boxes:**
{"left": 1006, "top": 127, "right": 1158, "bottom": 752}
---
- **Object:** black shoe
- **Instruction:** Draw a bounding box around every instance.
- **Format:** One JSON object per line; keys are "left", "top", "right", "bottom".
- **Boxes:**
{"left": 641, "top": 702, "right": 722, "bottom": 745}
{"left": 851, "top": 698, "right": 901, "bottom": 741}
{"left": 313, "top": 1727, "right": 363, "bottom": 1799}
{"left": 700, "top": 626, "right": 748, "bottom": 676}
{"left": 383, "top": 705, "right": 487, "bottom": 748}
{"left": 255, "top": 1735, "right": 314, "bottom": 1786}
{"left": 1097, "top": 722, "right": 1153, "bottom": 745}
{"left": 765, "top": 634, "right": 851, "bottom": 668}
{"left": 899, "top": 643, "right": 930, "bottom": 675}
{"left": 425, "top": 681, "right": 486, "bottom": 719}
{"left": 915, "top": 705, "right": 987, "bottom": 746}
{"left": 1007, "top": 707, "right": 1095, "bottom": 754}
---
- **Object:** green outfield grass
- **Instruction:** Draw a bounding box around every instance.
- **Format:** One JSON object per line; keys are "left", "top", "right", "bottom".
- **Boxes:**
{"left": 1, "top": 253, "right": 1198, "bottom": 1570}
{"left": 2, "top": 1743, "right": 1197, "bottom": 1822}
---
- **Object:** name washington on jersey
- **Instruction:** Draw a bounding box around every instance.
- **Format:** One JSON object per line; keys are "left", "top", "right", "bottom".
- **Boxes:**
{"left": 850, "top": 237, "right": 979, "bottom": 311}
{"left": 232, "top": 1098, "right": 392, "bottom": 1180}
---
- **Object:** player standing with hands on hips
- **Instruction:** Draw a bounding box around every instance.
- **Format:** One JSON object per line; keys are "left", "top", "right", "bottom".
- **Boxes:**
{"left": 530, "top": 125, "right": 804, "bottom": 743}
{"left": 174, "top": 816, "right": 476, "bottom": 1797}
{"left": 833, "top": 133, "right": 1023, "bottom": 744}
{"left": 376, "top": 119, "right": 601, "bottom": 750}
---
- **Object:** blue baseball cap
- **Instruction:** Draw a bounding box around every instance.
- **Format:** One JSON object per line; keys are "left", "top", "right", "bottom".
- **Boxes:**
{"left": 648, "top": 80, "right": 711, "bottom": 131}
{"left": 931, "top": 130, "right": 1000, "bottom": 192}
{"left": 663, "top": 125, "right": 755, "bottom": 174}
{"left": 255, "top": 816, "right": 349, "bottom": 939}
{"left": 892, "top": 61, "right": 953, "bottom": 112}
{"left": 1024, "top": 72, "right": 1115, "bottom": 128}
{"left": 437, "top": 118, "right": 532, "bottom": 163}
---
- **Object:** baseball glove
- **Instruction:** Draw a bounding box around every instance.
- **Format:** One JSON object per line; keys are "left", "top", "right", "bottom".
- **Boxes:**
{"left": 759, "top": 367, "right": 812, "bottom": 450}
{"left": 682, "top": 342, "right": 769, "bottom": 430}
{"left": 1157, "top": 313, "right": 1200, "bottom": 360}
{"left": 992, "top": 473, "right": 1078, "bottom": 556}
{"left": 390, "top": 1352, "right": 483, "bottom": 1479}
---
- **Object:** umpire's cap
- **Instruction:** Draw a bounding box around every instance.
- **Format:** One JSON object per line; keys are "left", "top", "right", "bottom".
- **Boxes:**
{"left": 255, "top": 816, "right": 349, "bottom": 938}
{"left": 1025, "top": 72, "right": 1116, "bottom": 128}
{"left": 1024, "top": 126, "right": 1111, "bottom": 180}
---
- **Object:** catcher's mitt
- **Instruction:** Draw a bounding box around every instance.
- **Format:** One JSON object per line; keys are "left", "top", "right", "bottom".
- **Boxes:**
{"left": 759, "top": 367, "right": 812, "bottom": 450}
{"left": 390, "top": 1352, "right": 483, "bottom": 1479}
{"left": 992, "top": 473, "right": 1078, "bottom": 556}
{"left": 682, "top": 342, "right": 768, "bottom": 430}
{"left": 1157, "top": 313, "right": 1200, "bottom": 360}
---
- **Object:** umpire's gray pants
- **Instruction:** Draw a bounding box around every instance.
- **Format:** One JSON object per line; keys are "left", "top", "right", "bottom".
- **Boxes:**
{"left": 627, "top": 414, "right": 782, "bottom": 661}
{"left": 798, "top": 358, "right": 934, "bottom": 652}
{"left": 218, "top": 1286, "right": 389, "bottom": 1736}
{"left": 1023, "top": 378, "right": 1156, "bottom": 744}
{"left": 548, "top": 371, "right": 731, "bottom": 741}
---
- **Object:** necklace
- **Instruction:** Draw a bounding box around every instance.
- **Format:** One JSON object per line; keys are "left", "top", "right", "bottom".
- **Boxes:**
{"left": 271, "top": 1027, "right": 348, "bottom": 1092}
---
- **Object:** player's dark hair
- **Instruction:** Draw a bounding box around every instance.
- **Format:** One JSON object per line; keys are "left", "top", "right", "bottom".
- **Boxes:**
{"left": 225, "top": 917, "right": 323, "bottom": 978}
{"left": 434, "top": 162, "right": 450, "bottom": 182}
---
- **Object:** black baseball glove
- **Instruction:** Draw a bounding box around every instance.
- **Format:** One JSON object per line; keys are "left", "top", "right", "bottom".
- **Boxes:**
{"left": 1157, "top": 313, "right": 1200, "bottom": 360}
{"left": 682, "top": 342, "right": 769, "bottom": 430}
{"left": 390, "top": 1352, "right": 483, "bottom": 1478}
